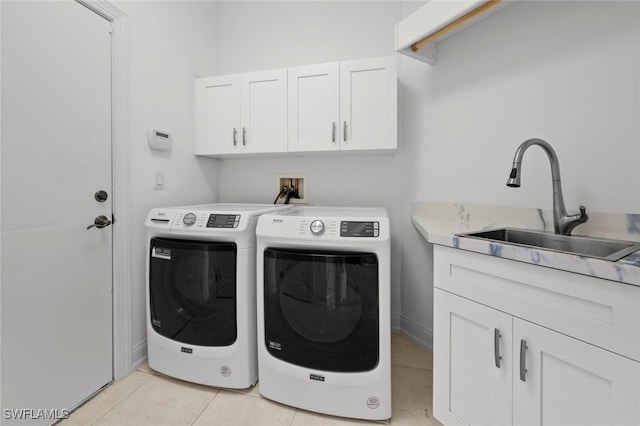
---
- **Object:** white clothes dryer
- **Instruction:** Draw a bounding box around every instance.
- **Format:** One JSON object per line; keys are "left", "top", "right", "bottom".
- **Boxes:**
{"left": 256, "top": 206, "right": 391, "bottom": 420}
{"left": 145, "top": 203, "right": 291, "bottom": 389}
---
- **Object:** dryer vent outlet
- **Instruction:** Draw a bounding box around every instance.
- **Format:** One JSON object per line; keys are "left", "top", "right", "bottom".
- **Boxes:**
{"left": 275, "top": 174, "right": 307, "bottom": 204}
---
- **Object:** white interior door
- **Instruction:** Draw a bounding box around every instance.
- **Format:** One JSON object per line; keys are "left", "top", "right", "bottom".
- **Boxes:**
{"left": 1, "top": 1, "right": 113, "bottom": 424}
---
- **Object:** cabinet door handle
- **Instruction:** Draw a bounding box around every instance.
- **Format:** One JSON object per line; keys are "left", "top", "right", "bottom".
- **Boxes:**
{"left": 520, "top": 339, "right": 528, "bottom": 382}
{"left": 233, "top": 128, "right": 238, "bottom": 146}
{"left": 494, "top": 328, "right": 502, "bottom": 368}
{"left": 343, "top": 121, "right": 348, "bottom": 142}
{"left": 242, "top": 127, "right": 247, "bottom": 146}
{"left": 332, "top": 122, "right": 336, "bottom": 142}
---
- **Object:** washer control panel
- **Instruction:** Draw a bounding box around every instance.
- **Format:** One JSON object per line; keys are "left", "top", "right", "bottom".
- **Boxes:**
{"left": 183, "top": 213, "right": 197, "bottom": 226}
{"left": 309, "top": 220, "right": 325, "bottom": 235}
{"left": 207, "top": 214, "right": 240, "bottom": 228}
{"left": 340, "top": 221, "right": 380, "bottom": 237}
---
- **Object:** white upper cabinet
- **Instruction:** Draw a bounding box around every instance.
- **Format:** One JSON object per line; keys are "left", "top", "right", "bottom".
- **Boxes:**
{"left": 195, "top": 56, "right": 397, "bottom": 157}
{"left": 240, "top": 69, "right": 288, "bottom": 154}
{"left": 287, "top": 62, "right": 340, "bottom": 152}
{"left": 339, "top": 57, "right": 397, "bottom": 152}
{"left": 195, "top": 69, "right": 287, "bottom": 157}
{"left": 288, "top": 56, "right": 397, "bottom": 153}
{"left": 195, "top": 74, "right": 241, "bottom": 156}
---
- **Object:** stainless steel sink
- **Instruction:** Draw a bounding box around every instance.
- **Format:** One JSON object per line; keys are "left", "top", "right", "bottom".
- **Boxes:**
{"left": 457, "top": 228, "right": 640, "bottom": 261}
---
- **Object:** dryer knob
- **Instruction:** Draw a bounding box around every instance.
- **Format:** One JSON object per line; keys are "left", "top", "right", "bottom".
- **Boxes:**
{"left": 183, "top": 213, "right": 197, "bottom": 226}
{"left": 310, "top": 220, "right": 325, "bottom": 235}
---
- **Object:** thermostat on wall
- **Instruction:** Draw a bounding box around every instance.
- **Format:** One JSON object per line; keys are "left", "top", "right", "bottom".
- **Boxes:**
{"left": 148, "top": 129, "right": 172, "bottom": 151}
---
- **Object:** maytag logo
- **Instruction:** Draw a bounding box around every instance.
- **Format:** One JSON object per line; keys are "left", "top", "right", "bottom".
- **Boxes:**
{"left": 272, "top": 218, "right": 284, "bottom": 223}
{"left": 181, "top": 347, "right": 193, "bottom": 354}
{"left": 310, "top": 374, "right": 325, "bottom": 382}
{"left": 268, "top": 341, "right": 282, "bottom": 351}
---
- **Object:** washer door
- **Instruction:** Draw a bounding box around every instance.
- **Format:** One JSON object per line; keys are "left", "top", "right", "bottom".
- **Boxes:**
{"left": 149, "top": 237, "right": 237, "bottom": 346}
{"left": 263, "top": 248, "right": 379, "bottom": 372}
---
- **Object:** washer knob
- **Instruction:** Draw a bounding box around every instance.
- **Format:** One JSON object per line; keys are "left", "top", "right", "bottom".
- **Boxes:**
{"left": 310, "top": 220, "right": 325, "bottom": 235}
{"left": 183, "top": 213, "right": 197, "bottom": 226}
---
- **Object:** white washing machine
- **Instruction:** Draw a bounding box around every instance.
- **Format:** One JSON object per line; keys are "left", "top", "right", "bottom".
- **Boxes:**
{"left": 145, "top": 203, "right": 291, "bottom": 389}
{"left": 256, "top": 206, "right": 391, "bottom": 420}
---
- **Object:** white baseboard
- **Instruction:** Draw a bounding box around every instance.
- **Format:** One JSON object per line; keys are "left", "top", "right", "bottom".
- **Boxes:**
{"left": 399, "top": 315, "right": 433, "bottom": 351}
{"left": 391, "top": 313, "right": 401, "bottom": 333}
{"left": 131, "top": 339, "right": 147, "bottom": 370}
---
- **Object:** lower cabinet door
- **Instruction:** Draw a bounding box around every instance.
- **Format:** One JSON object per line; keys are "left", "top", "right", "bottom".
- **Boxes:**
{"left": 513, "top": 318, "right": 640, "bottom": 426}
{"left": 434, "top": 289, "right": 513, "bottom": 426}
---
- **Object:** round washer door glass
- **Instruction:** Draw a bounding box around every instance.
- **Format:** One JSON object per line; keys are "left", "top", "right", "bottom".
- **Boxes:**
{"left": 263, "top": 248, "right": 379, "bottom": 372}
{"left": 149, "top": 237, "right": 237, "bottom": 346}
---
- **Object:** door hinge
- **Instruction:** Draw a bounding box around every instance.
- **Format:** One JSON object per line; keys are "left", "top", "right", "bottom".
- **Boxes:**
{"left": 112, "top": 214, "right": 116, "bottom": 225}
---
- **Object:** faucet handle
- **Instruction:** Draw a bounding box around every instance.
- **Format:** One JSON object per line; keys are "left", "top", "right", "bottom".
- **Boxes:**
{"left": 578, "top": 205, "right": 588, "bottom": 223}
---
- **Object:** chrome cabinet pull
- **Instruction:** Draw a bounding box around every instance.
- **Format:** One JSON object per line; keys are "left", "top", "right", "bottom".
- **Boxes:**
{"left": 233, "top": 128, "right": 238, "bottom": 146}
{"left": 494, "top": 328, "right": 502, "bottom": 368}
{"left": 332, "top": 122, "right": 336, "bottom": 142}
{"left": 520, "top": 339, "right": 528, "bottom": 382}
{"left": 343, "top": 121, "right": 348, "bottom": 142}
{"left": 242, "top": 127, "right": 247, "bottom": 146}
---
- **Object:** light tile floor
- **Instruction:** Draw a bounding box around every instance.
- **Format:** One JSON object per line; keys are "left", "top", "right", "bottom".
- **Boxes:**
{"left": 61, "top": 333, "right": 443, "bottom": 426}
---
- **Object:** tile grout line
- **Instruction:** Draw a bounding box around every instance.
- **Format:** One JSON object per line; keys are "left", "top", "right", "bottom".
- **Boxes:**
{"left": 288, "top": 408, "right": 299, "bottom": 426}
{"left": 87, "top": 371, "right": 155, "bottom": 426}
{"left": 187, "top": 388, "right": 222, "bottom": 426}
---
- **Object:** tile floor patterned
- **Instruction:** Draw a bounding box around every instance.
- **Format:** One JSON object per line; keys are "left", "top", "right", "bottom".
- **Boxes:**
{"left": 61, "top": 333, "right": 443, "bottom": 426}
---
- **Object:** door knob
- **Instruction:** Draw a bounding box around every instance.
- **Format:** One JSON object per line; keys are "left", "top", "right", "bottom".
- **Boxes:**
{"left": 94, "top": 190, "right": 108, "bottom": 202}
{"left": 87, "top": 215, "right": 112, "bottom": 230}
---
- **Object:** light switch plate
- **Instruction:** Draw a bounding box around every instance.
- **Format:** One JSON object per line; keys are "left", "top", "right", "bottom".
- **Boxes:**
{"left": 154, "top": 171, "right": 164, "bottom": 190}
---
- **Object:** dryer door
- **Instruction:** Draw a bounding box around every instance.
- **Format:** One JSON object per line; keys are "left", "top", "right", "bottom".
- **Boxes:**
{"left": 149, "top": 237, "right": 237, "bottom": 346}
{"left": 263, "top": 248, "right": 379, "bottom": 372}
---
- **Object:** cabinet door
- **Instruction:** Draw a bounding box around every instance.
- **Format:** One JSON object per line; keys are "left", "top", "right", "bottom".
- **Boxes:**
{"left": 514, "top": 318, "right": 640, "bottom": 426}
{"left": 195, "top": 74, "right": 241, "bottom": 155}
{"left": 241, "top": 69, "right": 287, "bottom": 154}
{"left": 339, "top": 57, "right": 397, "bottom": 151}
{"left": 434, "top": 289, "right": 513, "bottom": 426}
{"left": 287, "top": 62, "right": 339, "bottom": 152}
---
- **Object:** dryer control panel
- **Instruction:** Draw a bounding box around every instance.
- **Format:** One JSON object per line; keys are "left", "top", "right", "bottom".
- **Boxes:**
{"left": 340, "top": 221, "right": 380, "bottom": 237}
{"left": 207, "top": 214, "right": 241, "bottom": 228}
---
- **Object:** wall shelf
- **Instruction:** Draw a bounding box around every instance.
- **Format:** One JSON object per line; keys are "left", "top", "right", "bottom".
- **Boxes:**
{"left": 395, "top": 0, "right": 513, "bottom": 64}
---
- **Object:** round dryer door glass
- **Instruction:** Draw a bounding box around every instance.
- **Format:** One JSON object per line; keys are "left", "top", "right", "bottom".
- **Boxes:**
{"left": 149, "top": 238, "right": 238, "bottom": 346}
{"left": 263, "top": 248, "right": 380, "bottom": 373}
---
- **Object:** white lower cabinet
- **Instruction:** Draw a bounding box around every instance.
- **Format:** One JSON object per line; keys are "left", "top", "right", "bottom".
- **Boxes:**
{"left": 434, "top": 289, "right": 512, "bottom": 426}
{"left": 514, "top": 319, "right": 640, "bottom": 426}
{"left": 433, "top": 246, "right": 640, "bottom": 426}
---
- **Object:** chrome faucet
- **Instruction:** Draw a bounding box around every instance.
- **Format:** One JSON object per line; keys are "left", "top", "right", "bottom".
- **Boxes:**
{"left": 506, "top": 138, "right": 588, "bottom": 235}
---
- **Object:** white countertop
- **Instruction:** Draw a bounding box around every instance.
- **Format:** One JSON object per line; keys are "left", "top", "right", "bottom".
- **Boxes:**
{"left": 411, "top": 203, "right": 640, "bottom": 287}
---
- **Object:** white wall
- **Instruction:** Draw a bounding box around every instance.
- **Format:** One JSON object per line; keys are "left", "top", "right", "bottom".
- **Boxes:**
{"left": 215, "top": 1, "right": 410, "bottom": 331}
{"left": 215, "top": 0, "right": 640, "bottom": 349}
{"left": 114, "top": 1, "right": 220, "bottom": 364}
{"left": 400, "top": 0, "right": 640, "bottom": 346}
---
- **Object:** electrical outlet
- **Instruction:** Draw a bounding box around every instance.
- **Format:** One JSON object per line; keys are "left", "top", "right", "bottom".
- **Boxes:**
{"left": 275, "top": 174, "right": 307, "bottom": 204}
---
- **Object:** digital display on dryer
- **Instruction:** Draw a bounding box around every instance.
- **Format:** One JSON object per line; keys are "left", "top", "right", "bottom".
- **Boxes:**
{"left": 207, "top": 214, "right": 240, "bottom": 228}
{"left": 340, "top": 221, "right": 379, "bottom": 237}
